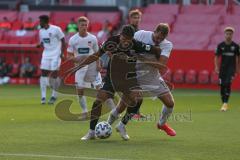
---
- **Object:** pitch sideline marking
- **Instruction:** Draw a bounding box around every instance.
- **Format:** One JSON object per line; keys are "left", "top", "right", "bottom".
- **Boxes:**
{"left": 0, "top": 153, "right": 129, "bottom": 160}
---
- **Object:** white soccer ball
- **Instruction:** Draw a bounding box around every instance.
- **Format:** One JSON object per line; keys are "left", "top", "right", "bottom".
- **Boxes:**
{"left": 95, "top": 121, "right": 112, "bottom": 139}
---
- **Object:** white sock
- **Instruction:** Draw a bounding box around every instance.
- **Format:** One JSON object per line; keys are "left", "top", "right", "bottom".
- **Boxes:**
{"left": 159, "top": 105, "right": 173, "bottom": 126}
{"left": 79, "top": 96, "right": 88, "bottom": 113}
{"left": 105, "top": 98, "right": 116, "bottom": 110}
{"left": 51, "top": 89, "right": 58, "bottom": 98}
{"left": 118, "top": 121, "right": 125, "bottom": 128}
{"left": 40, "top": 76, "right": 47, "bottom": 98}
{"left": 89, "top": 129, "right": 95, "bottom": 134}
{"left": 110, "top": 108, "right": 119, "bottom": 118}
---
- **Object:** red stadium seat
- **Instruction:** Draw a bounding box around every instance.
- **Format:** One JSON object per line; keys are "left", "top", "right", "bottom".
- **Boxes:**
{"left": 19, "top": 11, "right": 51, "bottom": 22}
{"left": 185, "top": 69, "right": 197, "bottom": 84}
{"left": 11, "top": 21, "right": 23, "bottom": 30}
{"left": 210, "top": 71, "right": 219, "bottom": 84}
{"left": 0, "top": 11, "right": 18, "bottom": 22}
{"left": 144, "top": 4, "right": 179, "bottom": 15}
{"left": 181, "top": 5, "right": 226, "bottom": 15}
{"left": 4, "top": 31, "right": 37, "bottom": 44}
{"left": 176, "top": 14, "right": 220, "bottom": 24}
{"left": 90, "top": 22, "right": 102, "bottom": 32}
{"left": 198, "top": 70, "right": 210, "bottom": 84}
{"left": 173, "top": 69, "right": 184, "bottom": 84}
{"left": 173, "top": 23, "right": 217, "bottom": 34}
{"left": 51, "top": 11, "right": 85, "bottom": 24}
{"left": 86, "top": 12, "right": 121, "bottom": 28}
{"left": 141, "top": 14, "right": 175, "bottom": 26}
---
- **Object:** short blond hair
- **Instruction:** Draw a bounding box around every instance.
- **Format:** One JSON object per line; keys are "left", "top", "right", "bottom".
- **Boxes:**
{"left": 154, "top": 23, "right": 170, "bottom": 36}
{"left": 77, "top": 16, "right": 89, "bottom": 24}
{"left": 224, "top": 26, "right": 234, "bottom": 33}
{"left": 129, "top": 9, "right": 142, "bottom": 18}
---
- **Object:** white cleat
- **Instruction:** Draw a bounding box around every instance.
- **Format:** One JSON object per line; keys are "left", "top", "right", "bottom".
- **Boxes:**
{"left": 81, "top": 130, "right": 96, "bottom": 141}
{"left": 116, "top": 122, "right": 130, "bottom": 141}
{"left": 107, "top": 113, "right": 119, "bottom": 125}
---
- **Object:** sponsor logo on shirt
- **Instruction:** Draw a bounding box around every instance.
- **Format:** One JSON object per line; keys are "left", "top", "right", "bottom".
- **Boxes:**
{"left": 43, "top": 38, "right": 50, "bottom": 43}
{"left": 88, "top": 41, "right": 92, "bottom": 47}
{"left": 222, "top": 52, "right": 234, "bottom": 56}
{"left": 78, "top": 48, "right": 89, "bottom": 54}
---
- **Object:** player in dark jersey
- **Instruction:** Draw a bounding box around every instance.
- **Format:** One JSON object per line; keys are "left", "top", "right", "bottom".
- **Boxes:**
{"left": 117, "top": 9, "right": 147, "bottom": 121}
{"left": 214, "top": 27, "right": 240, "bottom": 111}
{"left": 79, "top": 25, "right": 161, "bottom": 140}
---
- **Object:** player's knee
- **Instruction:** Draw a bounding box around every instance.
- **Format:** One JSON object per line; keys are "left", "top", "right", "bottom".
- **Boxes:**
{"left": 41, "top": 70, "right": 49, "bottom": 77}
{"left": 167, "top": 100, "right": 174, "bottom": 108}
{"left": 92, "top": 100, "right": 102, "bottom": 109}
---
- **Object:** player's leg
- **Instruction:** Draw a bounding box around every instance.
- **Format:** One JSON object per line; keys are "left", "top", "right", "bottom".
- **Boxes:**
{"left": 93, "top": 72, "right": 116, "bottom": 110}
{"left": 157, "top": 92, "right": 176, "bottom": 136}
{"left": 75, "top": 69, "right": 89, "bottom": 116}
{"left": 113, "top": 91, "right": 141, "bottom": 140}
{"left": 39, "top": 58, "right": 51, "bottom": 104}
{"left": 220, "top": 76, "right": 232, "bottom": 111}
{"left": 81, "top": 90, "right": 112, "bottom": 140}
{"left": 120, "top": 98, "right": 143, "bottom": 125}
{"left": 48, "top": 58, "right": 61, "bottom": 104}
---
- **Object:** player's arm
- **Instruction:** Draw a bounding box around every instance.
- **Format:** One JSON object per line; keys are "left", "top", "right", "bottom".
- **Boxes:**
{"left": 134, "top": 40, "right": 161, "bottom": 59}
{"left": 36, "top": 42, "right": 43, "bottom": 48}
{"left": 236, "top": 44, "right": 240, "bottom": 74}
{"left": 61, "top": 38, "right": 66, "bottom": 59}
{"left": 214, "top": 45, "right": 221, "bottom": 74}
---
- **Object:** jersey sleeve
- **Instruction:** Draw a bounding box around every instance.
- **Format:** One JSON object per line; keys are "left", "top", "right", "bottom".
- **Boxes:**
{"left": 133, "top": 40, "right": 152, "bottom": 53}
{"left": 160, "top": 41, "right": 173, "bottom": 58}
{"left": 215, "top": 44, "right": 221, "bottom": 56}
{"left": 133, "top": 30, "right": 143, "bottom": 41}
{"left": 236, "top": 44, "right": 240, "bottom": 56}
{"left": 56, "top": 27, "right": 65, "bottom": 40}
{"left": 99, "top": 36, "right": 117, "bottom": 56}
{"left": 67, "top": 38, "right": 74, "bottom": 53}
{"left": 93, "top": 36, "right": 99, "bottom": 53}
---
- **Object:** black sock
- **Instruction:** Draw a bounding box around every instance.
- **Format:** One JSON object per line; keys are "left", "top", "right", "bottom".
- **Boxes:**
{"left": 90, "top": 100, "right": 102, "bottom": 130}
{"left": 220, "top": 84, "right": 231, "bottom": 103}
{"left": 121, "top": 99, "right": 142, "bottom": 125}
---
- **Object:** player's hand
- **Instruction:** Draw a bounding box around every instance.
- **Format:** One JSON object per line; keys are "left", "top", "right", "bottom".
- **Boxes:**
{"left": 60, "top": 53, "right": 65, "bottom": 59}
{"left": 36, "top": 44, "right": 41, "bottom": 48}
{"left": 215, "top": 67, "right": 219, "bottom": 74}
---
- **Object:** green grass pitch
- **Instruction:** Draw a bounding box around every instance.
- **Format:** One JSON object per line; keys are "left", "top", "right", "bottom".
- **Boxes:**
{"left": 0, "top": 85, "right": 240, "bottom": 160}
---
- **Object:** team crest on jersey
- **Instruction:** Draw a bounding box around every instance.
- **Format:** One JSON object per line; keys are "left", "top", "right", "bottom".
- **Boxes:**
{"left": 231, "top": 46, "right": 235, "bottom": 51}
{"left": 49, "top": 33, "right": 52, "bottom": 37}
{"left": 221, "top": 47, "right": 224, "bottom": 51}
{"left": 88, "top": 41, "right": 92, "bottom": 47}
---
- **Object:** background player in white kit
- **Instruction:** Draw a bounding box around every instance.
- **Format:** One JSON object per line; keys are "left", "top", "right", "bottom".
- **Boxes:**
{"left": 108, "top": 23, "right": 176, "bottom": 140}
{"left": 38, "top": 15, "right": 65, "bottom": 105}
{"left": 67, "top": 16, "right": 103, "bottom": 118}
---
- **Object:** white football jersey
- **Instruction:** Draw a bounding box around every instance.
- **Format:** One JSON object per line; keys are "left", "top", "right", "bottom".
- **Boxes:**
{"left": 67, "top": 32, "right": 99, "bottom": 81}
{"left": 134, "top": 30, "right": 173, "bottom": 76}
{"left": 39, "top": 24, "right": 65, "bottom": 59}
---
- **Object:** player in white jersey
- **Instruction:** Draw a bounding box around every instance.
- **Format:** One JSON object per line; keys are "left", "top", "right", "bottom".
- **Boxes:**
{"left": 38, "top": 15, "right": 65, "bottom": 105}
{"left": 67, "top": 16, "right": 114, "bottom": 118}
{"left": 107, "top": 23, "right": 176, "bottom": 140}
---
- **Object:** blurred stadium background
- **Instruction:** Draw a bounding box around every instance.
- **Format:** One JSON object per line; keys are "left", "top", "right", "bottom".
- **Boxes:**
{"left": 0, "top": 0, "right": 239, "bottom": 90}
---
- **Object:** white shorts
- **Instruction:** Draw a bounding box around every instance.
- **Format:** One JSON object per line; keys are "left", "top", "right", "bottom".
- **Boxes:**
{"left": 40, "top": 57, "right": 61, "bottom": 71}
{"left": 137, "top": 71, "right": 170, "bottom": 97}
{"left": 75, "top": 69, "right": 102, "bottom": 89}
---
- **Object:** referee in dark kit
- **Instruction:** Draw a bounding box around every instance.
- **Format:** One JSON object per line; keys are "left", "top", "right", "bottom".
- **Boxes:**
{"left": 214, "top": 26, "right": 240, "bottom": 111}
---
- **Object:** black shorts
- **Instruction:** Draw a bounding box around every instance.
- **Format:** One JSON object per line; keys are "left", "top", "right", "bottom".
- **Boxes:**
{"left": 101, "top": 74, "right": 140, "bottom": 95}
{"left": 219, "top": 72, "right": 234, "bottom": 85}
